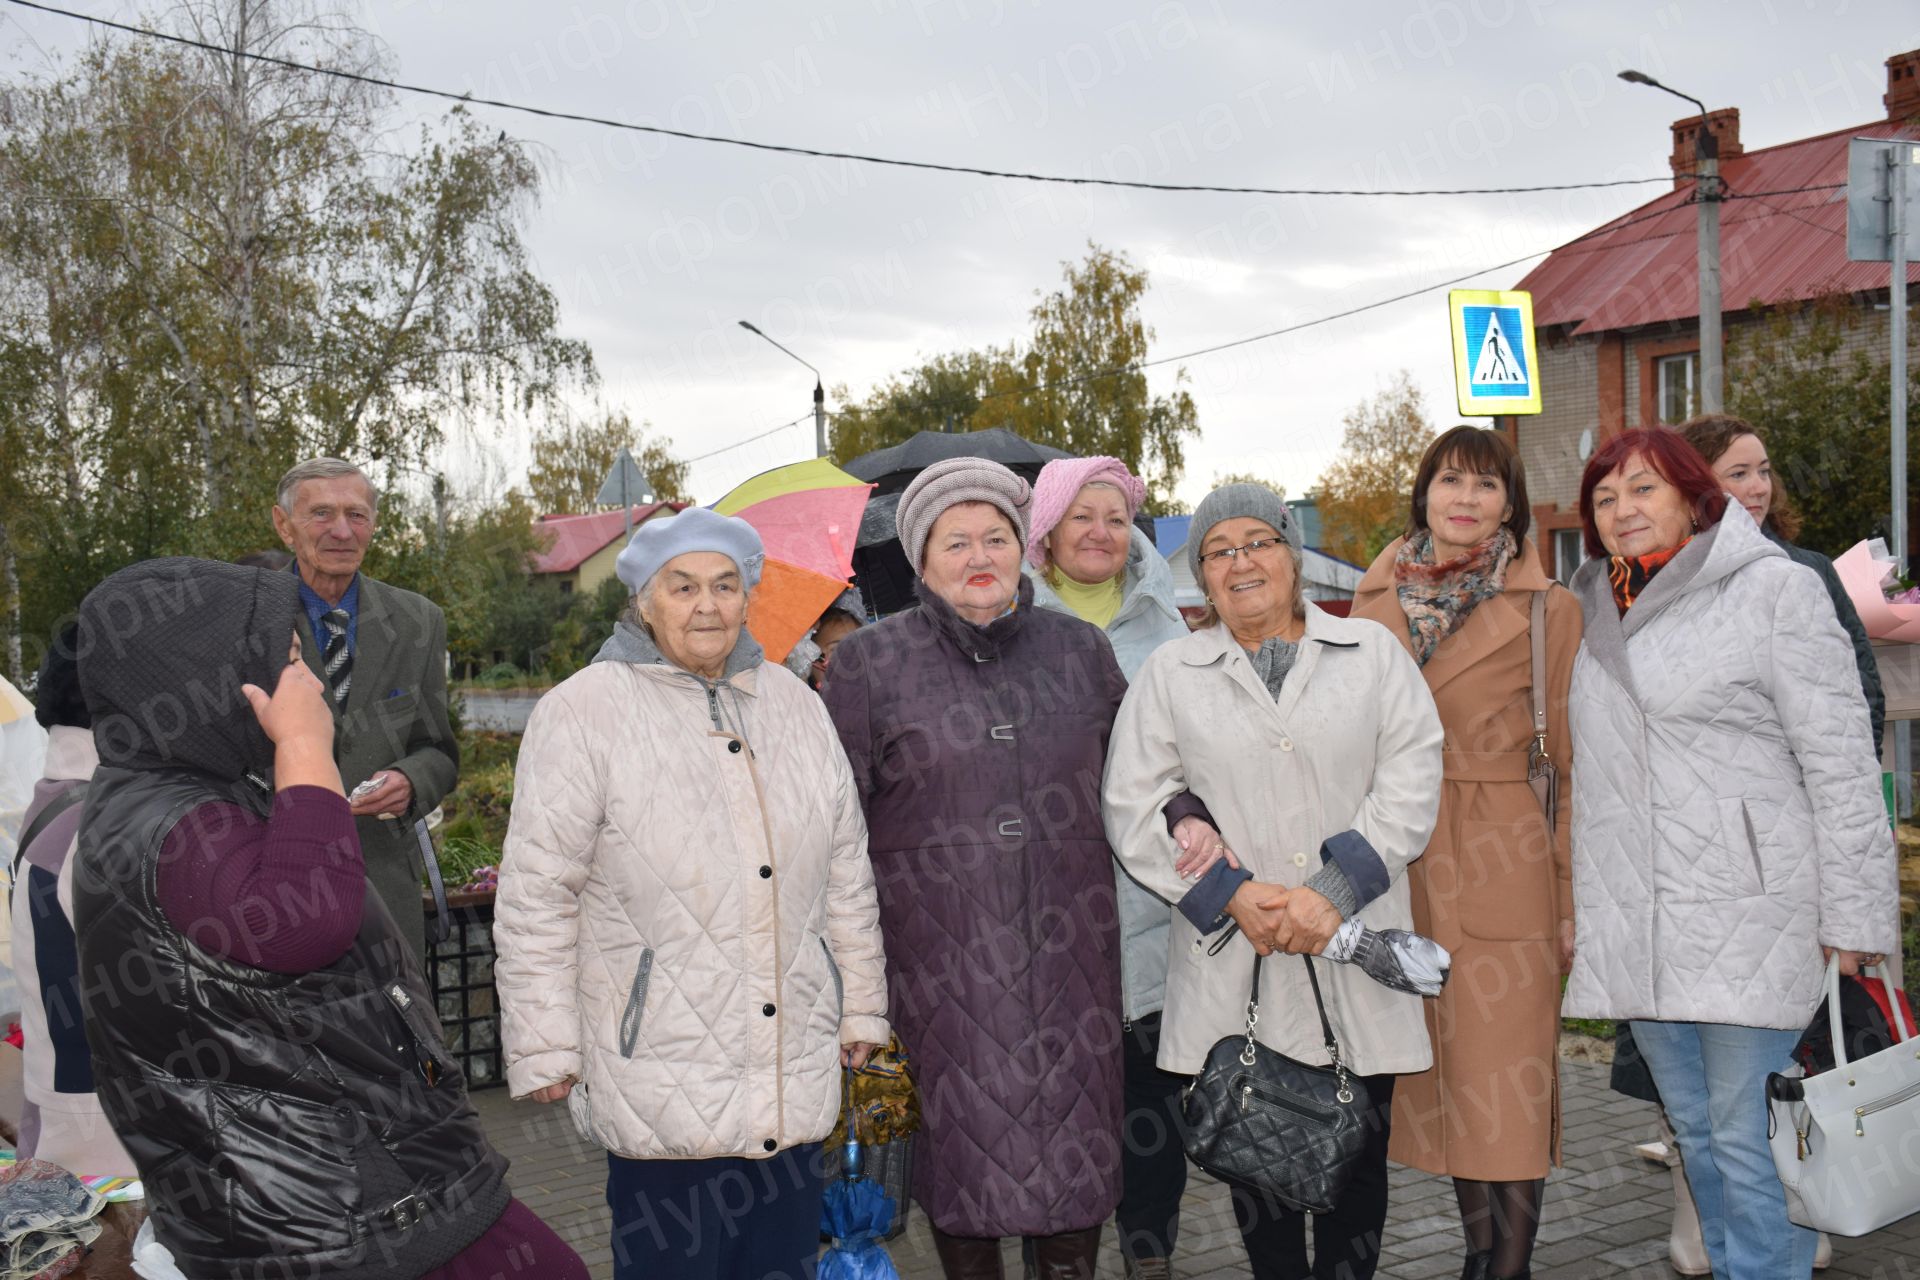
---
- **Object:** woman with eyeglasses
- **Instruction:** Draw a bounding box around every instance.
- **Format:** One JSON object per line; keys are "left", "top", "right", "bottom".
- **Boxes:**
{"left": 1102, "top": 483, "right": 1444, "bottom": 1280}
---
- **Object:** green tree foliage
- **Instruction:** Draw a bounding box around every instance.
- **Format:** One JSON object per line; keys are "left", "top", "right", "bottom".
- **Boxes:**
{"left": 526, "top": 408, "right": 691, "bottom": 513}
{"left": 1726, "top": 298, "right": 1920, "bottom": 561}
{"left": 829, "top": 351, "right": 1000, "bottom": 464}
{"left": 0, "top": 0, "right": 593, "bottom": 678}
{"left": 1315, "top": 370, "right": 1435, "bottom": 566}
{"left": 830, "top": 244, "right": 1200, "bottom": 512}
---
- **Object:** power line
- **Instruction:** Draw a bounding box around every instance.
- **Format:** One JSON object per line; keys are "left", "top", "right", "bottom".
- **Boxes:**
{"left": 1722, "top": 183, "right": 1845, "bottom": 199}
{"left": 683, "top": 413, "right": 810, "bottom": 463}
{"left": 978, "top": 205, "right": 1693, "bottom": 405}
{"left": 7, "top": 0, "right": 1676, "bottom": 200}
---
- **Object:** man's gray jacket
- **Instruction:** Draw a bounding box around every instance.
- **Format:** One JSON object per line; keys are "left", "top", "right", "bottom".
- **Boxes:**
{"left": 302, "top": 574, "right": 459, "bottom": 961}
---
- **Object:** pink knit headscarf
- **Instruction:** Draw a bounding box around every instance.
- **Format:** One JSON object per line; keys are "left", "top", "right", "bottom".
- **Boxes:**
{"left": 1024, "top": 456, "right": 1148, "bottom": 570}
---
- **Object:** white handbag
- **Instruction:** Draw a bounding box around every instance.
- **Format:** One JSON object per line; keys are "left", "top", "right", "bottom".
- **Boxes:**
{"left": 1767, "top": 957, "right": 1920, "bottom": 1236}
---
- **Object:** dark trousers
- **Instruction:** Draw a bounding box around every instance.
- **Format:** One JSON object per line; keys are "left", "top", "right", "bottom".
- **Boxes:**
{"left": 606, "top": 1143, "right": 824, "bottom": 1280}
{"left": 1116, "top": 1012, "right": 1189, "bottom": 1262}
{"left": 1230, "top": 1074, "right": 1396, "bottom": 1280}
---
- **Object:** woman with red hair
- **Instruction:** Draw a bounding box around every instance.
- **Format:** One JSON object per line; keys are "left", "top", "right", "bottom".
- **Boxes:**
{"left": 1563, "top": 428, "right": 1896, "bottom": 1280}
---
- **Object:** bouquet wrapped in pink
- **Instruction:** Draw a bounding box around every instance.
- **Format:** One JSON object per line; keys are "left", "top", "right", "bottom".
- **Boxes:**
{"left": 1837, "top": 539, "right": 1920, "bottom": 641}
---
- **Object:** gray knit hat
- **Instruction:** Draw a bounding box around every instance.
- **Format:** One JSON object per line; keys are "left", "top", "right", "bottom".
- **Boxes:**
{"left": 1187, "top": 482, "right": 1299, "bottom": 583}
{"left": 895, "top": 457, "right": 1032, "bottom": 570}
{"left": 615, "top": 506, "right": 766, "bottom": 592}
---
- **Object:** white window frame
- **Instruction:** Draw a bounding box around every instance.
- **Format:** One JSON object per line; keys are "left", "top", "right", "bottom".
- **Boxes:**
{"left": 1656, "top": 352, "right": 1698, "bottom": 424}
{"left": 1553, "top": 528, "right": 1587, "bottom": 586}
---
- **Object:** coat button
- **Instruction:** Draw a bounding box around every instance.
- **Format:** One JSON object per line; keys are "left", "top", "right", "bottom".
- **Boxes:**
{"left": 763, "top": 1138, "right": 778, "bottom": 1152}
{"left": 759, "top": 865, "right": 772, "bottom": 878}
{"left": 1293, "top": 852, "right": 1308, "bottom": 868}
{"left": 1280, "top": 738, "right": 1294, "bottom": 751}
{"left": 728, "top": 740, "right": 742, "bottom": 754}
{"left": 762, "top": 1003, "right": 776, "bottom": 1016}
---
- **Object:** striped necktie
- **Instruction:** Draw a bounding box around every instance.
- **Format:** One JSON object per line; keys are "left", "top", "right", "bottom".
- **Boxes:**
{"left": 321, "top": 608, "right": 353, "bottom": 709}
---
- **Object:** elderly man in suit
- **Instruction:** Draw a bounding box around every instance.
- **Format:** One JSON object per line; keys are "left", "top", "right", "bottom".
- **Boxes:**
{"left": 273, "top": 456, "right": 459, "bottom": 962}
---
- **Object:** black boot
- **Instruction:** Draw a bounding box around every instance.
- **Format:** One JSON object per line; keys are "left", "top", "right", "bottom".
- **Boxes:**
{"left": 1461, "top": 1252, "right": 1493, "bottom": 1280}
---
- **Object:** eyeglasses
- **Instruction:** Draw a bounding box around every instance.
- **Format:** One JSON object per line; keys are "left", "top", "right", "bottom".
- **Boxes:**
{"left": 1197, "top": 536, "right": 1287, "bottom": 565}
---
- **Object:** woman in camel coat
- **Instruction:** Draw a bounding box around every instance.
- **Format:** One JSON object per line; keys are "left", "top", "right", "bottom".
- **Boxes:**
{"left": 1349, "top": 427, "right": 1580, "bottom": 1280}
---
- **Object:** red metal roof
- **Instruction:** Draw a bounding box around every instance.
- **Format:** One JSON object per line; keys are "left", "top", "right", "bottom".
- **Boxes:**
{"left": 530, "top": 503, "right": 686, "bottom": 573}
{"left": 1517, "top": 121, "right": 1920, "bottom": 336}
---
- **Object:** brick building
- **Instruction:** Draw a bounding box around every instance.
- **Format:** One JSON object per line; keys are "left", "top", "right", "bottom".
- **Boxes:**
{"left": 1508, "top": 49, "right": 1920, "bottom": 583}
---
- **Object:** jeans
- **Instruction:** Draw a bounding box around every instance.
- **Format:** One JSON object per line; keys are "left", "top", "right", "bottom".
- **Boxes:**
{"left": 1630, "top": 1020, "right": 1816, "bottom": 1280}
{"left": 1230, "top": 1074, "right": 1396, "bottom": 1280}
{"left": 1117, "top": 1012, "right": 1189, "bottom": 1262}
{"left": 606, "top": 1143, "right": 824, "bottom": 1280}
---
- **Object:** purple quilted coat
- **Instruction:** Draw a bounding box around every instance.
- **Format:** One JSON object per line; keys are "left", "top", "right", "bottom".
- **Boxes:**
{"left": 822, "top": 577, "right": 1127, "bottom": 1237}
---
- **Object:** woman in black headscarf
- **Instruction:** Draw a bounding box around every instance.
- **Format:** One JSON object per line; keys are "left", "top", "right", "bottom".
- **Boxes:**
{"left": 73, "top": 557, "right": 585, "bottom": 1280}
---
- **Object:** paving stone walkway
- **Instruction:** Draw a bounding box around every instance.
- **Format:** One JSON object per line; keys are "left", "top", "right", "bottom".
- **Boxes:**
{"left": 475, "top": 1061, "right": 1920, "bottom": 1278}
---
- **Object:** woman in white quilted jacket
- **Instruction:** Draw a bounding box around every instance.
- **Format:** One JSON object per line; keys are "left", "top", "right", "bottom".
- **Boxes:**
{"left": 1563, "top": 427, "right": 1896, "bottom": 1280}
{"left": 494, "top": 507, "right": 890, "bottom": 1280}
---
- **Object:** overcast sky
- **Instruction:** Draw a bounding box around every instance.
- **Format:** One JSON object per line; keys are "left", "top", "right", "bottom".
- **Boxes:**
{"left": 6, "top": 0, "right": 1914, "bottom": 508}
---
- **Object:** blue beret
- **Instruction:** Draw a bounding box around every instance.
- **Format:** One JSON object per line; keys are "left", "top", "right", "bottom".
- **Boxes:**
{"left": 615, "top": 507, "right": 766, "bottom": 592}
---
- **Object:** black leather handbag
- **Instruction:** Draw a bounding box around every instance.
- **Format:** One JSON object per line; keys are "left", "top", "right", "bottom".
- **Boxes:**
{"left": 1182, "top": 953, "right": 1372, "bottom": 1213}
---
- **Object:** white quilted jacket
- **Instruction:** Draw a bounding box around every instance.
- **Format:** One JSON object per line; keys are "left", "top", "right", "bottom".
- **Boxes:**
{"left": 494, "top": 629, "right": 888, "bottom": 1159}
{"left": 1564, "top": 508, "right": 1897, "bottom": 1030}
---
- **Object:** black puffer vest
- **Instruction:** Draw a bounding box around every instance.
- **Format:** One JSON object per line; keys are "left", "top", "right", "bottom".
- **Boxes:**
{"left": 72, "top": 767, "right": 509, "bottom": 1279}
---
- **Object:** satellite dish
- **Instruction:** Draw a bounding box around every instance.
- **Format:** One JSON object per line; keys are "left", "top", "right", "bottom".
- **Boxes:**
{"left": 1577, "top": 428, "right": 1594, "bottom": 462}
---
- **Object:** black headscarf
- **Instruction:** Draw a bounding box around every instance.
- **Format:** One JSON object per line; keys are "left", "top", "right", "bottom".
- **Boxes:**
{"left": 77, "top": 558, "right": 303, "bottom": 782}
{"left": 33, "top": 619, "right": 89, "bottom": 730}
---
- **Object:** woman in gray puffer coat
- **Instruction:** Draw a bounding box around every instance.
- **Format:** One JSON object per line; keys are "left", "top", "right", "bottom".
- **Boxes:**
{"left": 1564, "top": 428, "right": 1897, "bottom": 1280}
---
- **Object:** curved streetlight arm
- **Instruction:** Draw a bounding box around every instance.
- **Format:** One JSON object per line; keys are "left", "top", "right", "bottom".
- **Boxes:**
{"left": 737, "top": 319, "right": 823, "bottom": 389}
{"left": 1618, "top": 70, "right": 1714, "bottom": 158}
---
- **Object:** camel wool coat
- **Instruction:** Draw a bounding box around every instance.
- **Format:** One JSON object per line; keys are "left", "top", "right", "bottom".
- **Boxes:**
{"left": 1350, "top": 536, "right": 1580, "bottom": 1180}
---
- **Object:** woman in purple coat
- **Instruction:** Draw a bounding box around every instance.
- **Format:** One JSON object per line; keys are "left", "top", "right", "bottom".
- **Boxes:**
{"left": 823, "top": 458, "right": 1131, "bottom": 1279}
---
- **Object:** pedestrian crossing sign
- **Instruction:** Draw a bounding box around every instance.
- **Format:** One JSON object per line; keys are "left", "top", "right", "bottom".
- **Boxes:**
{"left": 1449, "top": 290, "right": 1541, "bottom": 416}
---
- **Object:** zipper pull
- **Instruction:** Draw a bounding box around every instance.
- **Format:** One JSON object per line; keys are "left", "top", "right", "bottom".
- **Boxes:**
{"left": 1239, "top": 1084, "right": 1251, "bottom": 1114}
{"left": 1796, "top": 1127, "right": 1807, "bottom": 1161}
{"left": 1855, "top": 1109, "right": 1865, "bottom": 1138}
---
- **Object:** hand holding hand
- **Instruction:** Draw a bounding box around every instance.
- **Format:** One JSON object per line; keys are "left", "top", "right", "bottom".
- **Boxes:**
{"left": 1225, "top": 880, "right": 1290, "bottom": 956}
{"left": 1269, "top": 887, "right": 1342, "bottom": 956}
{"left": 1173, "top": 817, "right": 1242, "bottom": 880}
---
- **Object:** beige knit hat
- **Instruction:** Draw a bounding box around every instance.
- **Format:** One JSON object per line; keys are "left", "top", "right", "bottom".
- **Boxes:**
{"left": 895, "top": 457, "right": 1033, "bottom": 570}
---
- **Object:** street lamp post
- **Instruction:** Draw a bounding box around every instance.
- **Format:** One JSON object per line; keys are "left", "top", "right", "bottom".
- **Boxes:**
{"left": 1620, "top": 70, "right": 1723, "bottom": 415}
{"left": 738, "top": 320, "right": 828, "bottom": 458}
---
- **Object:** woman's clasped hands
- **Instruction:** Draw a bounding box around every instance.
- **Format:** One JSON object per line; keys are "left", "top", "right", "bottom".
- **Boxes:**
{"left": 1225, "top": 880, "right": 1342, "bottom": 957}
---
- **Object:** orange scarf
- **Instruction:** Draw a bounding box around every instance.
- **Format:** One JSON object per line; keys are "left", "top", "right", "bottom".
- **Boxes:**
{"left": 1606, "top": 539, "right": 1690, "bottom": 616}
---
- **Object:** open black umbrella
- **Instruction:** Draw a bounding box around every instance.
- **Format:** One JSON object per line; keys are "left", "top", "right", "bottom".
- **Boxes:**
{"left": 846, "top": 429, "right": 1074, "bottom": 615}
{"left": 845, "top": 427, "right": 1072, "bottom": 495}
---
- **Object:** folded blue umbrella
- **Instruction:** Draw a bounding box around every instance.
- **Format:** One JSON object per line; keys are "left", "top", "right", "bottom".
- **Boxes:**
{"left": 819, "top": 1077, "right": 901, "bottom": 1280}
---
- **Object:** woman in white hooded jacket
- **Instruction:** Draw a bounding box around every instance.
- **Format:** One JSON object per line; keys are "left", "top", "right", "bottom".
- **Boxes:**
{"left": 494, "top": 508, "right": 889, "bottom": 1280}
{"left": 1563, "top": 429, "right": 1895, "bottom": 1280}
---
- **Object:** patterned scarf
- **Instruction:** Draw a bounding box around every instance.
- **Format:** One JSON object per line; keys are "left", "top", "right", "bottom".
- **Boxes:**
{"left": 1607, "top": 539, "right": 1690, "bottom": 616}
{"left": 1393, "top": 528, "right": 1517, "bottom": 667}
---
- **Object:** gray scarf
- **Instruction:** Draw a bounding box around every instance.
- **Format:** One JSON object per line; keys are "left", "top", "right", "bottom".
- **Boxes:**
{"left": 593, "top": 618, "right": 766, "bottom": 739}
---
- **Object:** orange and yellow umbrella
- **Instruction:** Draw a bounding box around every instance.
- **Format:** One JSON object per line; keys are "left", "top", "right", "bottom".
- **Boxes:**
{"left": 712, "top": 458, "right": 873, "bottom": 663}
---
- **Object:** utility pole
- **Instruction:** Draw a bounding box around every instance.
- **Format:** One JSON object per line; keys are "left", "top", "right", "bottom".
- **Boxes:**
{"left": 1619, "top": 71, "right": 1722, "bottom": 413}
{"left": 1892, "top": 145, "right": 1910, "bottom": 574}
{"left": 1697, "top": 127, "right": 1724, "bottom": 414}
{"left": 813, "top": 379, "right": 828, "bottom": 459}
